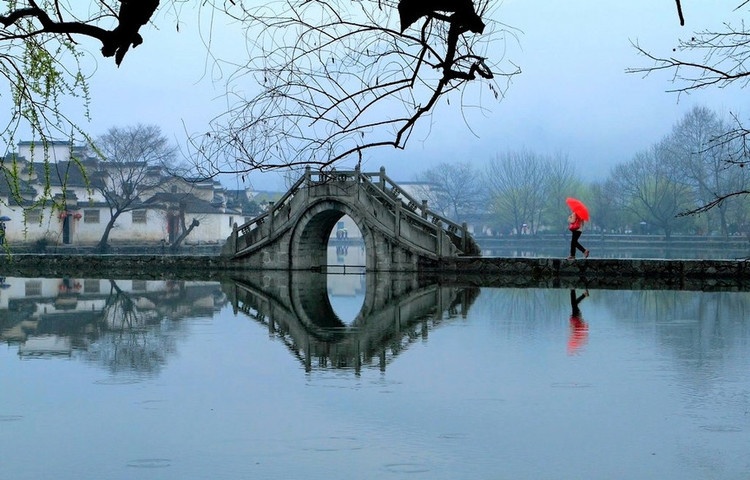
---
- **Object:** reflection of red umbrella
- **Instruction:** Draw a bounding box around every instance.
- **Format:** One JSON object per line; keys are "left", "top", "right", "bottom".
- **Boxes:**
{"left": 565, "top": 197, "right": 590, "bottom": 221}
{"left": 567, "top": 317, "right": 589, "bottom": 355}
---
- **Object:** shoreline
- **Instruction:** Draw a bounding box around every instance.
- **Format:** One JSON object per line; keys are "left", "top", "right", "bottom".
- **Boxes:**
{"left": 0, "top": 254, "right": 748, "bottom": 291}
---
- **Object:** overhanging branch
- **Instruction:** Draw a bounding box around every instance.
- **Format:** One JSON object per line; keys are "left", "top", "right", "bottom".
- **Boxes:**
{"left": 190, "top": 0, "right": 520, "bottom": 178}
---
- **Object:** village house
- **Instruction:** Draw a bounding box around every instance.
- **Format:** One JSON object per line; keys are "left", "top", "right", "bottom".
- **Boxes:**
{"left": 0, "top": 141, "right": 242, "bottom": 249}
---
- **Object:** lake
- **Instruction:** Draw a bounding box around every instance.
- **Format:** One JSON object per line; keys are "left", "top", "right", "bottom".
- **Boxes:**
{"left": 1, "top": 270, "right": 749, "bottom": 480}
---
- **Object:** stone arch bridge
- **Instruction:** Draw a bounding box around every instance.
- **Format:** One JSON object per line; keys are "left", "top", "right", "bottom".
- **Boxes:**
{"left": 222, "top": 167, "right": 480, "bottom": 271}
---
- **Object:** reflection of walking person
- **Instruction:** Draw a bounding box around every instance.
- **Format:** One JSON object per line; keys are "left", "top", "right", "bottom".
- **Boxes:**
{"left": 567, "top": 212, "right": 589, "bottom": 260}
{"left": 568, "top": 289, "right": 589, "bottom": 355}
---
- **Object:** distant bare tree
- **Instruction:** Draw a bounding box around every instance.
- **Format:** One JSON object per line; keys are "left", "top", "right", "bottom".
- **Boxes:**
{"left": 609, "top": 142, "right": 695, "bottom": 239}
{"left": 588, "top": 178, "right": 633, "bottom": 234}
{"left": 627, "top": 2, "right": 750, "bottom": 212}
{"left": 93, "top": 124, "right": 176, "bottom": 252}
{"left": 664, "top": 106, "right": 749, "bottom": 234}
{"left": 485, "top": 151, "right": 549, "bottom": 235}
{"left": 190, "top": 0, "right": 519, "bottom": 178}
{"left": 486, "top": 151, "right": 583, "bottom": 235}
{"left": 413, "top": 162, "right": 484, "bottom": 220}
{"left": 540, "top": 153, "right": 580, "bottom": 227}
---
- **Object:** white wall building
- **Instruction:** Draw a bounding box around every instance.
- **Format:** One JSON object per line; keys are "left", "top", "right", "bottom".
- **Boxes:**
{"left": 0, "top": 141, "right": 240, "bottom": 248}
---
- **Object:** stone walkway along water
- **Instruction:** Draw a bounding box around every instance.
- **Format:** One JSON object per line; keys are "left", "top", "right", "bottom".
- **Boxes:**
{"left": 0, "top": 254, "right": 748, "bottom": 291}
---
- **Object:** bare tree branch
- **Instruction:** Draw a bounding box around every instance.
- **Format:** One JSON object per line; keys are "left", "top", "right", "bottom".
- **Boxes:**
{"left": 0, "top": 1, "right": 160, "bottom": 66}
{"left": 627, "top": 3, "right": 750, "bottom": 215}
{"left": 678, "top": 190, "right": 750, "bottom": 215}
{"left": 675, "top": 0, "right": 685, "bottom": 26}
{"left": 189, "top": 0, "right": 520, "bottom": 178}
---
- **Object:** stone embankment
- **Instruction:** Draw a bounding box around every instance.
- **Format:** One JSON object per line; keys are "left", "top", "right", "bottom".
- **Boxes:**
{"left": 419, "top": 256, "right": 750, "bottom": 291}
{"left": 0, "top": 254, "right": 748, "bottom": 290}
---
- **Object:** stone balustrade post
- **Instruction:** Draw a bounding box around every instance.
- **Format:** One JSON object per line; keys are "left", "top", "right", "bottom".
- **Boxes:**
{"left": 394, "top": 199, "right": 401, "bottom": 237}
{"left": 231, "top": 223, "right": 238, "bottom": 253}
{"left": 436, "top": 220, "right": 443, "bottom": 257}
{"left": 268, "top": 201, "right": 275, "bottom": 233}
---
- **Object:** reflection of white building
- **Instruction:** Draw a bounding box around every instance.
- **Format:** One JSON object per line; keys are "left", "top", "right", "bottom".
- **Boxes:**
{"left": 327, "top": 269, "right": 366, "bottom": 297}
{"left": 0, "top": 141, "right": 240, "bottom": 247}
{"left": 327, "top": 243, "right": 367, "bottom": 267}
{"left": 0, "top": 277, "right": 226, "bottom": 356}
{"left": 18, "top": 336, "right": 72, "bottom": 357}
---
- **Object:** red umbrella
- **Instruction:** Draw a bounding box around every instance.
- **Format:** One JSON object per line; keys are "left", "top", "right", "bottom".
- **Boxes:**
{"left": 566, "top": 197, "right": 590, "bottom": 221}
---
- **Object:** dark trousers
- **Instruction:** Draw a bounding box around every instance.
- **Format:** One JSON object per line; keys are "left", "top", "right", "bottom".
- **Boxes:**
{"left": 570, "top": 230, "right": 586, "bottom": 257}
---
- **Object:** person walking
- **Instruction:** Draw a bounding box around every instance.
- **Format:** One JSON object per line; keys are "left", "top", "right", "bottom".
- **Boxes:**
{"left": 567, "top": 211, "right": 589, "bottom": 260}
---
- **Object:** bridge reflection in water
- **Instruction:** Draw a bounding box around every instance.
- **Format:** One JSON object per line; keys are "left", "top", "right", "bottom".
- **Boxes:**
{"left": 225, "top": 271, "right": 479, "bottom": 373}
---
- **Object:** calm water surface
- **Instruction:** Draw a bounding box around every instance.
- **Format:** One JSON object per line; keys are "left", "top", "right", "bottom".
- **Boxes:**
{"left": 1, "top": 273, "right": 749, "bottom": 480}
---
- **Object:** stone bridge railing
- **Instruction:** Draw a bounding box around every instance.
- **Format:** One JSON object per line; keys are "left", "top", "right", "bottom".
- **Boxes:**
{"left": 224, "top": 166, "right": 477, "bottom": 259}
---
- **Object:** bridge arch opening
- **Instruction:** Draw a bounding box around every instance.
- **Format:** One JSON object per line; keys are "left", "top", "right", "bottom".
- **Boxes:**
{"left": 290, "top": 200, "right": 374, "bottom": 272}
{"left": 328, "top": 214, "right": 365, "bottom": 269}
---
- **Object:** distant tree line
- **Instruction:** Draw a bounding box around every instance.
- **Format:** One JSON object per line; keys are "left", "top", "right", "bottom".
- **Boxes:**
{"left": 414, "top": 106, "right": 750, "bottom": 238}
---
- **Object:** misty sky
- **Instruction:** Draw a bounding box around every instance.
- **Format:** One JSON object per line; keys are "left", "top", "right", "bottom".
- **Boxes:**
{"left": 69, "top": 1, "right": 747, "bottom": 191}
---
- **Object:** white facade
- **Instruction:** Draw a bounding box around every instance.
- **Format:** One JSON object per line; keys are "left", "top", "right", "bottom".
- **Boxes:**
{"left": 0, "top": 277, "right": 226, "bottom": 354}
{"left": 1, "top": 142, "right": 241, "bottom": 247}
{"left": 17, "top": 141, "right": 74, "bottom": 164}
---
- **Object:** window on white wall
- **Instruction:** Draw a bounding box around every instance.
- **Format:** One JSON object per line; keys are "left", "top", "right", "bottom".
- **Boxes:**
{"left": 84, "top": 209, "right": 100, "bottom": 224}
{"left": 25, "top": 280, "right": 42, "bottom": 296}
{"left": 25, "top": 209, "right": 41, "bottom": 223}
{"left": 132, "top": 210, "right": 147, "bottom": 224}
{"left": 84, "top": 279, "right": 100, "bottom": 293}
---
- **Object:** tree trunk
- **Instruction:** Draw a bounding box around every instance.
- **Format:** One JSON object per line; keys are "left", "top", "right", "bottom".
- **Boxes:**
{"left": 718, "top": 204, "right": 729, "bottom": 237}
{"left": 170, "top": 218, "right": 200, "bottom": 253}
{"left": 97, "top": 212, "right": 121, "bottom": 253}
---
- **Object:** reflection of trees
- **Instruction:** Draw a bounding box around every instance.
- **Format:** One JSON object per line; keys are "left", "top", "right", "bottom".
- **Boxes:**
{"left": 473, "top": 287, "right": 750, "bottom": 378}
{"left": 469, "top": 288, "right": 567, "bottom": 336}
{"left": 84, "top": 280, "right": 177, "bottom": 375}
{"left": 594, "top": 289, "right": 750, "bottom": 401}
{"left": 83, "top": 280, "right": 227, "bottom": 375}
{"left": 1, "top": 278, "right": 227, "bottom": 376}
